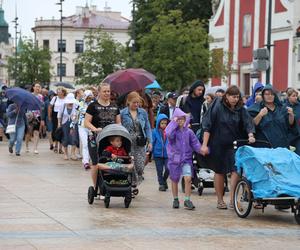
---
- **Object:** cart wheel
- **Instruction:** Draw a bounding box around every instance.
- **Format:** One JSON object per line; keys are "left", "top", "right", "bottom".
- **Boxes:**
{"left": 104, "top": 196, "right": 110, "bottom": 208}
{"left": 181, "top": 178, "right": 185, "bottom": 193}
{"left": 233, "top": 178, "right": 253, "bottom": 218}
{"left": 124, "top": 194, "right": 132, "bottom": 208}
{"left": 198, "top": 182, "right": 204, "bottom": 196}
{"left": 294, "top": 205, "right": 300, "bottom": 225}
{"left": 88, "top": 186, "right": 95, "bottom": 204}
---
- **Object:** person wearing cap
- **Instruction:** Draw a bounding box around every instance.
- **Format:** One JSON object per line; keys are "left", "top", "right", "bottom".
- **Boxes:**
{"left": 77, "top": 90, "right": 94, "bottom": 170}
{"left": 158, "top": 92, "right": 179, "bottom": 120}
{"left": 57, "top": 93, "right": 79, "bottom": 160}
{"left": 179, "top": 80, "right": 206, "bottom": 133}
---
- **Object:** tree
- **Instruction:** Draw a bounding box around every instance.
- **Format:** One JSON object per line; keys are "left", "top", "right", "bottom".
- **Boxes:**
{"left": 209, "top": 49, "right": 233, "bottom": 83}
{"left": 133, "top": 0, "right": 212, "bottom": 50}
{"left": 75, "top": 29, "right": 128, "bottom": 85}
{"left": 133, "top": 10, "right": 209, "bottom": 90}
{"left": 7, "top": 39, "right": 52, "bottom": 88}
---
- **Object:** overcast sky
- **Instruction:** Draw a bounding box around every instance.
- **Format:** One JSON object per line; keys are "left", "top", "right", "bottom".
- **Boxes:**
{"left": 2, "top": 0, "right": 132, "bottom": 40}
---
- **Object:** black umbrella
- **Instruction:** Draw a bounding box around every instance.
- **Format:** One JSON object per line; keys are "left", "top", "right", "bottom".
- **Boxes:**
{"left": 53, "top": 82, "right": 75, "bottom": 89}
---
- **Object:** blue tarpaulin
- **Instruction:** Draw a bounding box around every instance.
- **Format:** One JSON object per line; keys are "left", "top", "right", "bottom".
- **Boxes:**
{"left": 235, "top": 146, "right": 300, "bottom": 199}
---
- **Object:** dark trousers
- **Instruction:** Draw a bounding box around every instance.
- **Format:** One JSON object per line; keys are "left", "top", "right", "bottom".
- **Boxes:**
{"left": 154, "top": 157, "right": 169, "bottom": 185}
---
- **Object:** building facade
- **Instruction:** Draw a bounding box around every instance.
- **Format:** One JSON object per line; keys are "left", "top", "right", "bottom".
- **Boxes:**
{"left": 0, "top": 6, "right": 13, "bottom": 85}
{"left": 209, "top": 0, "right": 300, "bottom": 94}
{"left": 32, "top": 5, "right": 130, "bottom": 84}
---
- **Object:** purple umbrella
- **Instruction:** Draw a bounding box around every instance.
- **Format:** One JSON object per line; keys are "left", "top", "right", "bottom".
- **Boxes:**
{"left": 5, "top": 87, "right": 42, "bottom": 111}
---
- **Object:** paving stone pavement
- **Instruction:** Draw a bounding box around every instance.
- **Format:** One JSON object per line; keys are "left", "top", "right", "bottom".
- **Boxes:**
{"left": 0, "top": 140, "right": 300, "bottom": 249}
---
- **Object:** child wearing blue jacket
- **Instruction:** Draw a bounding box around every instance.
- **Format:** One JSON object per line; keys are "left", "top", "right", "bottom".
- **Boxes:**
{"left": 152, "top": 114, "right": 169, "bottom": 191}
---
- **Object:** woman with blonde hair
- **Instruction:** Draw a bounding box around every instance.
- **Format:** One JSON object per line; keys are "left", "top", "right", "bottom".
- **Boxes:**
{"left": 120, "top": 91, "right": 152, "bottom": 196}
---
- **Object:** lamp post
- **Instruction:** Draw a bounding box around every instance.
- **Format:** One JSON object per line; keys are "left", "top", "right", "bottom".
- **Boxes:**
{"left": 12, "top": 16, "right": 18, "bottom": 86}
{"left": 56, "top": 0, "right": 64, "bottom": 82}
{"left": 265, "top": 0, "right": 272, "bottom": 85}
{"left": 129, "top": 0, "right": 136, "bottom": 66}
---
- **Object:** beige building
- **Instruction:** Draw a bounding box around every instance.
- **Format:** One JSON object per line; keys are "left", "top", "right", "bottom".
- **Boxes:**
{"left": 32, "top": 5, "right": 130, "bottom": 84}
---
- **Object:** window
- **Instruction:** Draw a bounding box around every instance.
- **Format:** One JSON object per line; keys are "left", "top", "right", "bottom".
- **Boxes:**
{"left": 57, "top": 39, "right": 66, "bottom": 52}
{"left": 57, "top": 63, "right": 66, "bottom": 76}
{"left": 242, "top": 14, "right": 252, "bottom": 47}
{"left": 75, "top": 40, "right": 84, "bottom": 53}
{"left": 298, "top": 44, "right": 300, "bottom": 62}
{"left": 298, "top": 73, "right": 300, "bottom": 82}
{"left": 74, "top": 64, "right": 83, "bottom": 77}
{"left": 43, "top": 40, "right": 49, "bottom": 49}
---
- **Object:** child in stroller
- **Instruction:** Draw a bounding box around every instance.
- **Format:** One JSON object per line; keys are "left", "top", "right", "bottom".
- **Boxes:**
{"left": 87, "top": 124, "right": 134, "bottom": 208}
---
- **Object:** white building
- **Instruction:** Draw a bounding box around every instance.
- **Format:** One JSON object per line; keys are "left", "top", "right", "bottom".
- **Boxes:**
{"left": 32, "top": 5, "right": 130, "bottom": 84}
{"left": 0, "top": 6, "right": 13, "bottom": 85}
{"left": 209, "top": 0, "right": 300, "bottom": 94}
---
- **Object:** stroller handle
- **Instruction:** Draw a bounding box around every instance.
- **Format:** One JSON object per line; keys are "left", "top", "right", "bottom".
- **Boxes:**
{"left": 233, "top": 139, "right": 272, "bottom": 149}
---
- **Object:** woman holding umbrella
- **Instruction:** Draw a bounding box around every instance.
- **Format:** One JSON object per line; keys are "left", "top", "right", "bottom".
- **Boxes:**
{"left": 7, "top": 102, "right": 26, "bottom": 156}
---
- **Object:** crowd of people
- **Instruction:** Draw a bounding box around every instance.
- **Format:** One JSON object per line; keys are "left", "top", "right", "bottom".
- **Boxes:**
{"left": 0, "top": 80, "right": 300, "bottom": 210}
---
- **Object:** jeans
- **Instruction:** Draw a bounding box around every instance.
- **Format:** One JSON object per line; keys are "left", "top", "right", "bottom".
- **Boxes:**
{"left": 9, "top": 123, "right": 25, "bottom": 154}
{"left": 154, "top": 157, "right": 169, "bottom": 185}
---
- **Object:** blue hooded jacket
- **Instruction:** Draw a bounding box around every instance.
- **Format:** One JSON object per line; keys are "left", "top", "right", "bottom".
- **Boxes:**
{"left": 246, "top": 82, "right": 264, "bottom": 107}
{"left": 248, "top": 85, "right": 294, "bottom": 148}
{"left": 152, "top": 114, "right": 169, "bottom": 158}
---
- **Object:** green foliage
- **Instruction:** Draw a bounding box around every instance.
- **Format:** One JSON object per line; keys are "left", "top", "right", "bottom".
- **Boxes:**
{"left": 133, "top": 0, "right": 212, "bottom": 51}
{"left": 133, "top": 10, "right": 209, "bottom": 90}
{"left": 75, "top": 29, "right": 129, "bottom": 85}
{"left": 7, "top": 40, "right": 52, "bottom": 88}
{"left": 209, "top": 49, "right": 233, "bottom": 81}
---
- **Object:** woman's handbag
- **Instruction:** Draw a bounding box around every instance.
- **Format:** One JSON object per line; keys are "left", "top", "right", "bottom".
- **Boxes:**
{"left": 6, "top": 110, "right": 19, "bottom": 134}
{"left": 5, "top": 124, "right": 16, "bottom": 134}
{"left": 136, "top": 135, "right": 147, "bottom": 146}
{"left": 54, "top": 127, "right": 63, "bottom": 142}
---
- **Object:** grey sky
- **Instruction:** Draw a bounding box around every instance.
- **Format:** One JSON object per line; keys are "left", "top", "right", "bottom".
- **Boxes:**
{"left": 2, "top": 0, "right": 132, "bottom": 40}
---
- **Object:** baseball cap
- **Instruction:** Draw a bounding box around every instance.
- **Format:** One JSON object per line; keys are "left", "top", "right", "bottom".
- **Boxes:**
{"left": 167, "top": 92, "right": 179, "bottom": 99}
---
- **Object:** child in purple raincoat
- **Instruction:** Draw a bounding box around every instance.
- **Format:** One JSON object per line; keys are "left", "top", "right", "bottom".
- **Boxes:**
{"left": 166, "top": 108, "right": 201, "bottom": 210}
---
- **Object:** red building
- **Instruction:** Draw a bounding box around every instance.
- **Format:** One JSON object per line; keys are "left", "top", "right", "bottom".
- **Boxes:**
{"left": 209, "top": 0, "right": 300, "bottom": 94}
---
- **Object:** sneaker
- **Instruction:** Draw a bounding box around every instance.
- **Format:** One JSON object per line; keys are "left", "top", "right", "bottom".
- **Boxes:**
{"left": 184, "top": 200, "right": 195, "bottom": 210}
{"left": 173, "top": 199, "right": 179, "bottom": 209}
{"left": 159, "top": 185, "right": 166, "bottom": 191}
{"left": 50, "top": 144, "right": 54, "bottom": 150}
{"left": 16, "top": 153, "right": 21, "bottom": 156}
{"left": 34, "top": 150, "right": 39, "bottom": 154}
{"left": 8, "top": 146, "right": 13, "bottom": 154}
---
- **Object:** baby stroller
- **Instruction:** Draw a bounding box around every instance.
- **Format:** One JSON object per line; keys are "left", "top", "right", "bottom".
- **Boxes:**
{"left": 87, "top": 124, "right": 133, "bottom": 208}
{"left": 233, "top": 140, "right": 300, "bottom": 225}
{"left": 181, "top": 153, "right": 228, "bottom": 196}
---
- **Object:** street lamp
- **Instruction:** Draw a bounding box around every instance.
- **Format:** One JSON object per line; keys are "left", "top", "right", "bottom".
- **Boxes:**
{"left": 56, "top": 0, "right": 64, "bottom": 82}
{"left": 265, "top": 0, "right": 273, "bottom": 85}
{"left": 12, "top": 16, "right": 19, "bottom": 86}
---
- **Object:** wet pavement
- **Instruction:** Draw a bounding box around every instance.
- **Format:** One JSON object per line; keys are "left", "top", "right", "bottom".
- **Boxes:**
{"left": 0, "top": 140, "right": 299, "bottom": 249}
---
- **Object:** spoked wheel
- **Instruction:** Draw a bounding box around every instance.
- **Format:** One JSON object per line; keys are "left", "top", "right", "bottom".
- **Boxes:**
{"left": 104, "top": 195, "right": 110, "bottom": 208}
{"left": 233, "top": 178, "right": 253, "bottom": 218}
{"left": 88, "top": 186, "right": 95, "bottom": 204}
{"left": 294, "top": 204, "right": 300, "bottom": 225}
{"left": 124, "top": 193, "right": 132, "bottom": 208}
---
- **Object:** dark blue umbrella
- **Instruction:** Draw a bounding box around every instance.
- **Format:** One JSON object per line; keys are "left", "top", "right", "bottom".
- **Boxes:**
{"left": 53, "top": 82, "right": 75, "bottom": 89}
{"left": 5, "top": 87, "right": 42, "bottom": 111}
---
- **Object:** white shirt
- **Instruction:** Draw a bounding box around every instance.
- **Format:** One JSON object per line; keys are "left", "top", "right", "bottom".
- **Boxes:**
{"left": 50, "top": 96, "right": 65, "bottom": 112}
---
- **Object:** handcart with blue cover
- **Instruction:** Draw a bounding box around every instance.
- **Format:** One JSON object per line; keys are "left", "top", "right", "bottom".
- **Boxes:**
{"left": 233, "top": 140, "right": 300, "bottom": 224}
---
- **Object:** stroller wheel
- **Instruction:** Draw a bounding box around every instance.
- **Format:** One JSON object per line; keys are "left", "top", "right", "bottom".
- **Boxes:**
{"left": 233, "top": 178, "right": 253, "bottom": 218}
{"left": 132, "top": 188, "right": 139, "bottom": 196}
{"left": 88, "top": 186, "right": 95, "bottom": 204}
{"left": 104, "top": 195, "right": 110, "bottom": 208}
{"left": 294, "top": 204, "right": 300, "bottom": 225}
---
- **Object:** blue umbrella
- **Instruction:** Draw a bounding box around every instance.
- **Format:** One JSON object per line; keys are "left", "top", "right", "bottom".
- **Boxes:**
{"left": 146, "top": 80, "right": 161, "bottom": 89}
{"left": 5, "top": 87, "right": 42, "bottom": 111}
